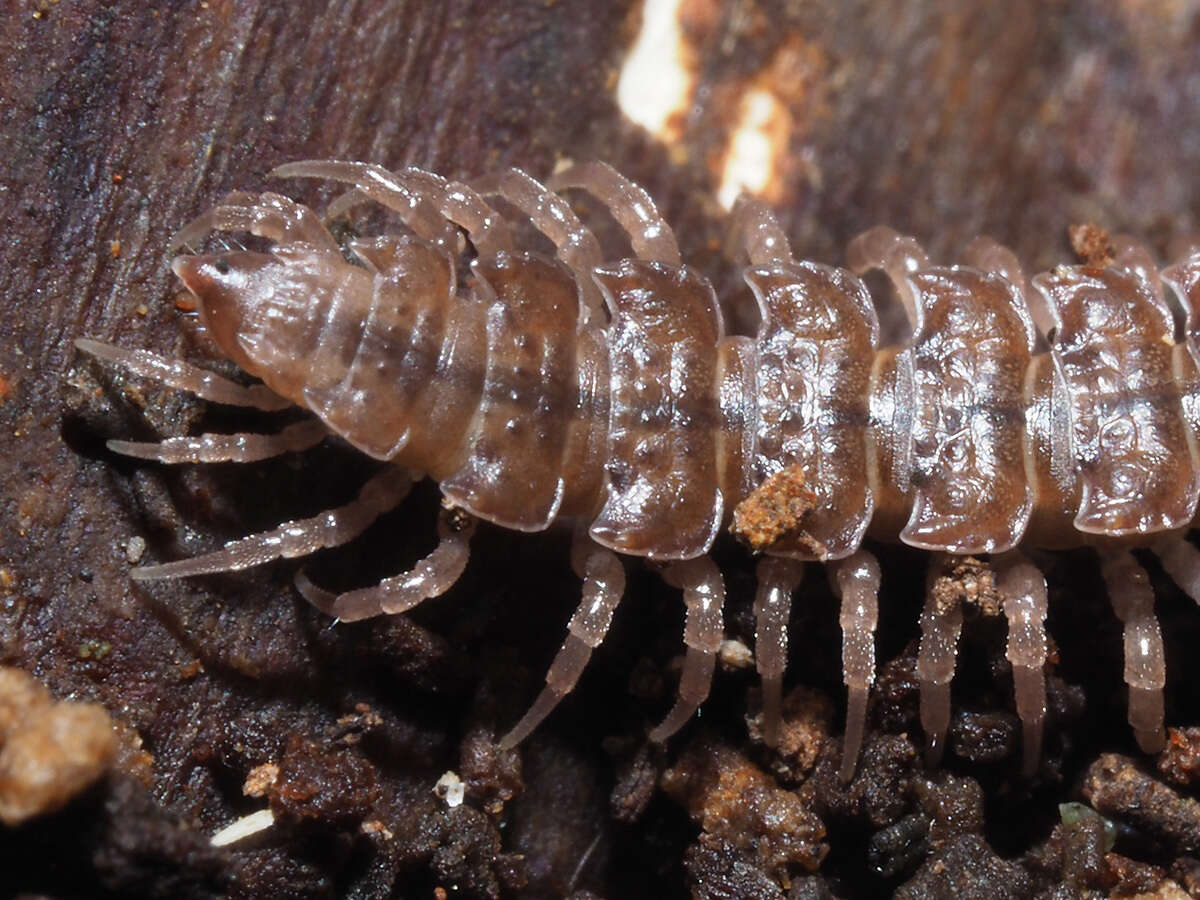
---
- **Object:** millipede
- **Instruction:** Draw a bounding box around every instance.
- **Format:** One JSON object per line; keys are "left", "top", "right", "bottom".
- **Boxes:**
{"left": 76, "top": 159, "right": 1200, "bottom": 782}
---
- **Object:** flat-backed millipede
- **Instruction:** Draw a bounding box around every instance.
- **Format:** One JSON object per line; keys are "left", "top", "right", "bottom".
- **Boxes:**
{"left": 76, "top": 160, "right": 1200, "bottom": 782}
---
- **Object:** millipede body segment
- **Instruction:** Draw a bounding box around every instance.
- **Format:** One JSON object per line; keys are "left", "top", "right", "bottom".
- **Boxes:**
{"left": 77, "top": 160, "right": 1200, "bottom": 781}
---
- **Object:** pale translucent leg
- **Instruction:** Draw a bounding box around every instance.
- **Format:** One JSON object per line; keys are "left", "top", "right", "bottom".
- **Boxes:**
{"left": 268, "top": 160, "right": 462, "bottom": 252}
{"left": 833, "top": 550, "right": 881, "bottom": 783}
{"left": 395, "top": 166, "right": 515, "bottom": 258}
{"left": 997, "top": 554, "right": 1049, "bottom": 777}
{"left": 730, "top": 194, "right": 792, "bottom": 265}
{"left": 323, "top": 188, "right": 369, "bottom": 221}
{"left": 1153, "top": 534, "right": 1200, "bottom": 603}
{"left": 1101, "top": 551, "right": 1167, "bottom": 753}
{"left": 131, "top": 468, "right": 413, "bottom": 581}
{"left": 108, "top": 419, "right": 327, "bottom": 464}
{"left": 499, "top": 533, "right": 626, "bottom": 748}
{"left": 75, "top": 338, "right": 291, "bottom": 411}
{"left": 548, "top": 161, "right": 682, "bottom": 265}
{"left": 844, "top": 225, "right": 930, "bottom": 332}
{"left": 648, "top": 557, "right": 725, "bottom": 742}
{"left": 916, "top": 557, "right": 963, "bottom": 768}
{"left": 474, "top": 167, "right": 606, "bottom": 322}
{"left": 170, "top": 191, "right": 341, "bottom": 254}
{"left": 295, "top": 507, "right": 476, "bottom": 623}
{"left": 753, "top": 557, "right": 802, "bottom": 748}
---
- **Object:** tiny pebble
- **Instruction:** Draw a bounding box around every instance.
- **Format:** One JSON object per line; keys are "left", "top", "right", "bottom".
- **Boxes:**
{"left": 125, "top": 536, "right": 146, "bottom": 564}
{"left": 434, "top": 770, "right": 464, "bottom": 808}
{"left": 718, "top": 638, "right": 755, "bottom": 670}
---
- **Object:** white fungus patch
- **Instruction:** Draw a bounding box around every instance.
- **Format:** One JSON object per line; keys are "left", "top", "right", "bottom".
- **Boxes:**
{"left": 717, "top": 87, "right": 787, "bottom": 210}
{"left": 617, "top": 0, "right": 692, "bottom": 141}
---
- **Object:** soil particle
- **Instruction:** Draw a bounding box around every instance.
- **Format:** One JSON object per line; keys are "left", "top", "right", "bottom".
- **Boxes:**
{"left": 267, "top": 734, "right": 379, "bottom": 828}
{"left": 893, "top": 833, "right": 1034, "bottom": 900}
{"left": 872, "top": 646, "right": 923, "bottom": 735}
{"left": 800, "top": 734, "right": 919, "bottom": 829}
{"left": 787, "top": 875, "right": 844, "bottom": 899}
{"left": 932, "top": 556, "right": 1000, "bottom": 618}
{"left": 662, "top": 733, "right": 828, "bottom": 881}
{"left": 949, "top": 709, "right": 1020, "bottom": 764}
{"left": 459, "top": 727, "right": 523, "bottom": 817}
{"left": 1082, "top": 754, "right": 1200, "bottom": 855}
{"left": 428, "top": 805, "right": 525, "bottom": 899}
{"left": 863, "top": 772, "right": 985, "bottom": 880}
{"left": 683, "top": 835, "right": 789, "bottom": 899}
{"left": 609, "top": 739, "right": 661, "bottom": 824}
{"left": 1158, "top": 728, "right": 1200, "bottom": 790}
{"left": 747, "top": 685, "right": 836, "bottom": 783}
{"left": 730, "top": 464, "right": 820, "bottom": 555}
{"left": 0, "top": 666, "right": 118, "bottom": 826}
{"left": 1069, "top": 223, "right": 1117, "bottom": 267}
{"left": 912, "top": 773, "right": 984, "bottom": 847}
{"left": 867, "top": 812, "right": 932, "bottom": 880}
{"left": 1170, "top": 857, "right": 1200, "bottom": 895}
{"left": 1104, "top": 852, "right": 1168, "bottom": 896}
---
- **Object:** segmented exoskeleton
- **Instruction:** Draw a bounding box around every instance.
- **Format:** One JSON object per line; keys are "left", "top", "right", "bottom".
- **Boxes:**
{"left": 77, "top": 160, "right": 1200, "bottom": 782}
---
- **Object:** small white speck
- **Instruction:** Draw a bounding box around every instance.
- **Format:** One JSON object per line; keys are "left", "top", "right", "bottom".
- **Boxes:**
{"left": 434, "top": 770, "right": 465, "bottom": 808}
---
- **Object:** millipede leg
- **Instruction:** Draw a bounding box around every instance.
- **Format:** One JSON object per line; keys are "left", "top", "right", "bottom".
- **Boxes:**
{"left": 131, "top": 468, "right": 413, "bottom": 581}
{"left": 295, "top": 506, "right": 475, "bottom": 623}
{"left": 474, "top": 168, "right": 606, "bottom": 322}
{"left": 75, "top": 339, "right": 291, "bottom": 411}
{"left": 844, "top": 225, "right": 930, "bottom": 332}
{"left": 107, "top": 419, "right": 327, "bottom": 464}
{"left": 395, "top": 166, "right": 514, "bottom": 257}
{"left": 1152, "top": 534, "right": 1200, "bottom": 604}
{"left": 649, "top": 557, "right": 725, "bottom": 742}
{"left": 753, "top": 557, "right": 802, "bottom": 749}
{"left": 272, "top": 160, "right": 514, "bottom": 257}
{"left": 1101, "top": 551, "right": 1167, "bottom": 754}
{"left": 499, "top": 533, "right": 626, "bottom": 749}
{"left": 730, "top": 194, "right": 792, "bottom": 265}
{"left": 269, "top": 160, "right": 459, "bottom": 251}
{"left": 171, "top": 191, "right": 341, "bottom": 254}
{"left": 916, "top": 556, "right": 963, "bottom": 769}
{"left": 548, "top": 161, "right": 682, "bottom": 265}
{"left": 833, "top": 550, "right": 881, "bottom": 783}
{"left": 997, "top": 554, "right": 1049, "bottom": 778}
